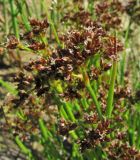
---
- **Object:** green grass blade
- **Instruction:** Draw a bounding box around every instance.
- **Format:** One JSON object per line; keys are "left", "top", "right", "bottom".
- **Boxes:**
{"left": 3, "top": 0, "right": 9, "bottom": 35}
{"left": 106, "top": 61, "right": 117, "bottom": 118}
{"left": 9, "top": 0, "right": 19, "bottom": 39}
{"left": 39, "top": 118, "right": 52, "bottom": 141}
{"left": 42, "top": 1, "right": 61, "bottom": 47}
{"left": 0, "top": 79, "right": 18, "bottom": 95}
{"left": 86, "top": 82, "right": 103, "bottom": 119}
{"left": 32, "top": 0, "right": 39, "bottom": 19}
{"left": 16, "top": 0, "right": 31, "bottom": 31}
{"left": 15, "top": 136, "right": 32, "bottom": 158}
{"left": 83, "top": 69, "right": 102, "bottom": 119}
{"left": 120, "top": 20, "right": 131, "bottom": 85}
{"left": 60, "top": 105, "right": 69, "bottom": 120}
{"left": 63, "top": 102, "right": 76, "bottom": 122}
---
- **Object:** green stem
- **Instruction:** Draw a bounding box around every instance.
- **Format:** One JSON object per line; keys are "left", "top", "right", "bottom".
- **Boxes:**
{"left": 9, "top": 0, "right": 19, "bottom": 39}
{"left": 83, "top": 68, "right": 102, "bottom": 119}
{"left": 3, "top": 0, "right": 9, "bottom": 35}
{"left": 106, "top": 61, "right": 117, "bottom": 118}
{"left": 15, "top": 136, "right": 33, "bottom": 159}
{"left": 120, "top": 20, "right": 131, "bottom": 85}
{"left": 0, "top": 79, "right": 18, "bottom": 95}
{"left": 32, "top": 0, "right": 39, "bottom": 19}
{"left": 39, "top": 118, "right": 52, "bottom": 141}
{"left": 80, "top": 98, "right": 89, "bottom": 110}
{"left": 63, "top": 102, "right": 76, "bottom": 122}
{"left": 16, "top": 0, "right": 31, "bottom": 31}
{"left": 60, "top": 105, "right": 69, "bottom": 120}
{"left": 86, "top": 82, "right": 103, "bottom": 119}
{"left": 43, "top": 1, "right": 61, "bottom": 47}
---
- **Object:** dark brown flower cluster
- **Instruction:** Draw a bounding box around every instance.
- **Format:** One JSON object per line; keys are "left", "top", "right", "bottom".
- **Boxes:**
{"left": 84, "top": 113, "right": 98, "bottom": 124}
{"left": 18, "top": 24, "right": 122, "bottom": 103}
{"left": 11, "top": 72, "right": 33, "bottom": 107}
{"left": 28, "top": 42, "right": 45, "bottom": 51}
{"left": 114, "top": 86, "right": 131, "bottom": 99}
{"left": 6, "top": 15, "right": 123, "bottom": 114}
{"left": 58, "top": 119, "right": 77, "bottom": 136}
{"left": 6, "top": 19, "right": 49, "bottom": 53}
{"left": 61, "top": 81, "right": 84, "bottom": 100}
{"left": 29, "top": 18, "right": 49, "bottom": 34}
{"left": 61, "top": 27, "right": 105, "bottom": 59}
{"left": 107, "top": 142, "right": 140, "bottom": 160}
{"left": 102, "top": 36, "right": 123, "bottom": 60}
{"left": 95, "top": 0, "right": 124, "bottom": 29}
{"left": 62, "top": 0, "right": 124, "bottom": 30}
{"left": 6, "top": 35, "right": 19, "bottom": 49}
{"left": 57, "top": 113, "right": 113, "bottom": 153}
{"left": 23, "top": 19, "right": 49, "bottom": 51}
{"left": 62, "top": 9, "right": 94, "bottom": 27}
{"left": 78, "top": 120, "right": 111, "bottom": 152}
{"left": 88, "top": 60, "right": 113, "bottom": 82}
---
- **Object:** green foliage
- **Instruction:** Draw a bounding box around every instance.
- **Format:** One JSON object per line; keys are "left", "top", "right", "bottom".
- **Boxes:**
{"left": 0, "top": 79, "right": 18, "bottom": 95}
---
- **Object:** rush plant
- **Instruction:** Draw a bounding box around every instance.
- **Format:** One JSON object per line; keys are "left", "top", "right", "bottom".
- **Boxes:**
{"left": 0, "top": 0, "right": 140, "bottom": 160}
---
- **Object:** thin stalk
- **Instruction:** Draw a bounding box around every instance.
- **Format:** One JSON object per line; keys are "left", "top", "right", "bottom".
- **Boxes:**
{"left": 106, "top": 31, "right": 118, "bottom": 118}
{"left": 16, "top": 108, "right": 27, "bottom": 121}
{"left": 24, "top": 0, "right": 31, "bottom": 16}
{"left": 9, "top": 0, "right": 21, "bottom": 66}
{"left": 52, "top": 91, "right": 76, "bottom": 122}
{"left": 15, "top": 136, "right": 33, "bottom": 159}
{"left": 42, "top": 1, "right": 61, "bottom": 46}
{"left": 39, "top": 118, "right": 52, "bottom": 141}
{"left": 40, "top": 0, "right": 44, "bottom": 16}
{"left": 9, "top": 0, "right": 19, "bottom": 39}
{"left": 80, "top": 98, "right": 89, "bottom": 110}
{"left": 86, "top": 82, "right": 103, "bottom": 119}
{"left": 83, "top": 68, "right": 103, "bottom": 119}
{"left": 3, "top": 0, "right": 9, "bottom": 35}
{"left": 72, "top": 143, "right": 83, "bottom": 160}
{"left": 32, "top": 0, "right": 39, "bottom": 19}
{"left": 106, "top": 60, "right": 117, "bottom": 118}
{"left": 63, "top": 102, "right": 76, "bottom": 122}
{"left": 0, "top": 105, "right": 8, "bottom": 125}
{"left": 69, "top": 130, "right": 78, "bottom": 140}
{"left": 137, "top": 112, "right": 140, "bottom": 149}
{"left": 0, "top": 79, "right": 18, "bottom": 95}
{"left": 81, "top": 68, "right": 103, "bottom": 119}
{"left": 60, "top": 105, "right": 69, "bottom": 120}
{"left": 74, "top": 100, "right": 81, "bottom": 111}
{"left": 88, "top": 0, "right": 95, "bottom": 19}
{"left": 16, "top": 0, "right": 31, "bottom": 31}
{"left": 120, "top": 20, "right": 131, "bottom": 85}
